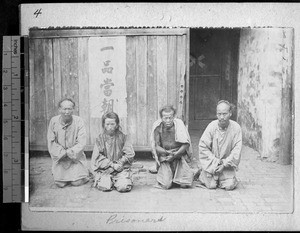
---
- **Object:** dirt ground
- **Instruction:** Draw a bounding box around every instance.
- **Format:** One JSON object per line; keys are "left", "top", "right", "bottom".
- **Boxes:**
{"left": 29, "top": 130, "right": 293, "bottom": 213}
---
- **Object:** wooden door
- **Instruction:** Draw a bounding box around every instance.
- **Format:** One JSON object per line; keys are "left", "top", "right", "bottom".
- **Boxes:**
{"left": 189, "top": 29, "right": 239, "bottom": 132}
{"left": 29, "top": 28, "right": 189, "bottom": 151}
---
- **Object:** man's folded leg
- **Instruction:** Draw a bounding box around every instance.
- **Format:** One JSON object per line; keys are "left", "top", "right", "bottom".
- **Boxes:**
{"left": 113, "top": 169, "right": 133, "bottom": 192}
{"left": 70, "top": 177, "right": 89, "bottom": 186}
{"left": 219, "top": 176, "right": 238, "bottom": 190}
{"left": 156, "top": 162, "right": 173, "bottom": 189}
{"left": 199, "top": 170, "right": 217, "bottom": 189}
{"left": 55, "top": 181, "right": 69, "bottom": 188}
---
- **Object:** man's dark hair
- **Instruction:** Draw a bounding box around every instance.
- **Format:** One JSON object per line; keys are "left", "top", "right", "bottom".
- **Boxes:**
{"left": 102, "top": 112, "right": 121, "bottom": 131}
{"left": 159, "top": 105, "right": 176, "bottom": 118}
{"left": 58, "top": 98, "right": 75, "bottom": 108}
{"left": 217, "top": 100, "right": 235, "bottom": 112}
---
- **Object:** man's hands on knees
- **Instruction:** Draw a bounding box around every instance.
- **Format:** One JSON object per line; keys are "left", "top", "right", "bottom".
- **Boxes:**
{"left": 215, "top": 164, "right": 224, "bottom": 174}
{"left": 103, "top": 167, "right": 114, "bottom": 175}
{"left": 165, "top": 155, "right": 174, "bottom": 162}
{"left": 112, "top": 162, "right": 123, "bottom": 172}
{"left": 164, "top": 150, "right": 176, "bottom": 162}
{"left": 214, "top": 159, "right": 225, "bottom": 174}
{"left": 66, "top": 148, "right": 77, "bottom": 160}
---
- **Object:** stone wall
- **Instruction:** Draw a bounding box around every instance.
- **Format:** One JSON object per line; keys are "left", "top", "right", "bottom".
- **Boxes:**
{"left": 237, "top": 28, "right": 293, "bottom": 164}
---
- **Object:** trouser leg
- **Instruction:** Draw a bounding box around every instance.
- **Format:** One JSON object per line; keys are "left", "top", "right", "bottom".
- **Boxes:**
{"left": 199, "top": 170, "right": 217, "bottom": 189}
{"left": 113, "top": 169, "right": 133, "bottom": 192}
{"left": 156, "top": 162, "right": 173, "bottom": 189}
{"left": 219, "top": 176, "right": 238, "bottom": 190}
{"left": 94, "top": 172, "right": 113, "bottom": 191}
{"left": 149, "top": 162, "right": 159, "bottom": 174}
{"left": 218, "top": 167, "right": 238, "bottom": 190}
{"left": 173, "top": 157, "right": 194, "bottom": 188}
{"left": 71, "top": 177, "right": 89, "bottom": 186}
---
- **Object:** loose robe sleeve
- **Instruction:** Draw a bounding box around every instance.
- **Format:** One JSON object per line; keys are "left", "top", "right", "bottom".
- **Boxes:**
{"left": 222, "top": 126, "right": 242, "bottom": 168}
{"left": 198, "top": 125, "right": 220, "bottom": 174}
{"left": 91, "top": 139, "right": 113, "bottom": 172}
{"left": 47, "top": 118, "right": 67, "bottom": 163}
{"left": 117, "top": 135, "right": 135, "bottom": 165}
{"left": 66, "top": 118, "right": 87, "bottom": 160}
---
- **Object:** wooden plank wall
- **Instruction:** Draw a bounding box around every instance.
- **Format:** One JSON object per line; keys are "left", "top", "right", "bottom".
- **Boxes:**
{"left": 29, "top": 34, "right": 187, "bottom": 151}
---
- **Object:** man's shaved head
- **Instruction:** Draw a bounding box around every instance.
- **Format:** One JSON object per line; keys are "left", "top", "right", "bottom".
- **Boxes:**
{"left": 216, "top": 100, "right": 232, "bottom": 112}
{"left": 216, "top": 100, "right": 233, "bottom": 129}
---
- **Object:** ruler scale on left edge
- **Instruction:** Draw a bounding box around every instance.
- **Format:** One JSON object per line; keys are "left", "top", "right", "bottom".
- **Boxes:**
{"left": 2, "top": 36, "right": 28, "bottom": 203}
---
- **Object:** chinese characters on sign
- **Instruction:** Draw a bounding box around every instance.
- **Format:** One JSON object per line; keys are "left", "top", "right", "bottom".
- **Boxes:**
{"left": 89, "top": 37, "right": 127, "bottom": 120}
{"left": 100, "top": 57, "right": 115, "bottom": 114}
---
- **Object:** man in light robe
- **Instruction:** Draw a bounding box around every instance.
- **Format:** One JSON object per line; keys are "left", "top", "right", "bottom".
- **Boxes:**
{"left": 47, "top": 98, "right": 89, "bottom": 188}
{"left": 151, "top": 105, "right": 195, "bottom": 189}
{"left": 198, "top": 100, "right": 242, "bottom": 190}
{"left": 91, "top": 112, "right": 135, "bottom": 192}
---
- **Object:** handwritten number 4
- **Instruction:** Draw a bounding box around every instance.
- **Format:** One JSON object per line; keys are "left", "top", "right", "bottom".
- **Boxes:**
{"left": 34, "top": 9, "right": 42, "bottom": 18}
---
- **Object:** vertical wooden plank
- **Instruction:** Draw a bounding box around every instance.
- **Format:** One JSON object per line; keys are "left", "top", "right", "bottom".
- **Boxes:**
{"left": 43, "top": 39, "right": 55, "bottom": 131}
{"left": 78, "top": 37, "right": 91, "bottom": 146}
{"left": 53, "top": 38, "right": 62, "bottom": 109}
{"left": 176, "top": 35, "right": 186, "bottom": 120}
{"left": 60, "top": 38, "right": 69, "bottom": 101}
{"left": 189, "top": 77, "right": 195, "bottom": 122}
{"left": 29, "top": 39, "right": 36, "bottom": 145}
{"left": 33, "top": 39, "right": 47, "bottom": 147}
{"left": 156, "top": 36, "right": 168, "bottom": 117}
{"left": 230, "top": 29, "right": 240, "bottom": 121}
{"left": 60, "top": 38, "right": 79, "bottom": 115}
{"left": 136, "top": 36, "right": 148, "bottom": 146}
{"left": 147, "top": 36, "right": 158, "bottom": 146}
{"left": 126, "top": 36, "right": 137, "bottom": 146}
{"left": 88, "top": 37, "right": 101, "bottom": 147}
{"left": 89, "top": 117, "right": 101, "bottom": 148}
{"left": 167, "top": 36, "right": 177, "bottom": 107}
{"left": 185, "top": 30, "right": 190, "bottom": 127}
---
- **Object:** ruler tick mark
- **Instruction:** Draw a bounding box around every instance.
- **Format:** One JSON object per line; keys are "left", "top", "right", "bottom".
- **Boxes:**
{"left": 3, "top": 36, "right": 26, "bottom": 203}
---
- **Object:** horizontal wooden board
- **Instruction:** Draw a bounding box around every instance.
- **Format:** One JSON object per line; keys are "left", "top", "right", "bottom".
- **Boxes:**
{"left": 29, "top": 28, "right": 188, "bottom": 38}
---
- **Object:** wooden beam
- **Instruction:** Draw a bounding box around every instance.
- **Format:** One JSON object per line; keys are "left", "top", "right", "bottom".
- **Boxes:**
{"left": 29, "top": 28, "right": 188, "bottom": 38}
{"left": 185, "top": 29, "right": 190, "bottom": 127}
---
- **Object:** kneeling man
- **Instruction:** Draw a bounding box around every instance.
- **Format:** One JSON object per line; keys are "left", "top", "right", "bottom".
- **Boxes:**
{"left": 47, "top": 98, "right": 89, "bottom": 188}
{"left": 198, "top": 100, "right": 242, "bottom": 190}
{"left": 151, "top": 105, "right": 195, "bottom": 189}
{"left": 91, "top": 112, "right": 135, "bottom": 192}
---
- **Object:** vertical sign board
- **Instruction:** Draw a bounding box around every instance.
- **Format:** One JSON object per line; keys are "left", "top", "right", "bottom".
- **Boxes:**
{"left": 88, "top": 36, "right": 127, "bottom": 133}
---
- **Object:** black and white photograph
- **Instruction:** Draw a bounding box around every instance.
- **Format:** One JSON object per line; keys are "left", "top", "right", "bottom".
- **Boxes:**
{"left": 17, "top": 3, "right": 300, "bottom": 231}
{"left": 28, "top": 27, "right": 294, "bottom": 214}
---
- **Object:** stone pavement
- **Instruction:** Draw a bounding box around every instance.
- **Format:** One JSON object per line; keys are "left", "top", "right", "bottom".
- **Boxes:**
{"left": 29, "top": 142, "right": 293, "bottom": 213}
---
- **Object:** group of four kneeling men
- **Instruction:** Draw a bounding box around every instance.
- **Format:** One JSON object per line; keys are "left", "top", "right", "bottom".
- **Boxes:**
{"left": 47, "top": 98, "right": 242, "bottom": 192}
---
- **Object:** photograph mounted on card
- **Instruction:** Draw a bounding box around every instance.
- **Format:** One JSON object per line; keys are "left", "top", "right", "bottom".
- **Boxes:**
{"left": 19, "top": 2, "right": 300, "bottom": 232}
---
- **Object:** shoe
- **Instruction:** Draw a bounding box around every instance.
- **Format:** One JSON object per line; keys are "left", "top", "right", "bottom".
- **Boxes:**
{"left": 148, "top": 165, "right": 158, "bottom": 174}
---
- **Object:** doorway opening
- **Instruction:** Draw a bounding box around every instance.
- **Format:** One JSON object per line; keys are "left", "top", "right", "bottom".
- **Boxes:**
{"left": 188, "top": 28, "right": 240, "bottom": 138}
